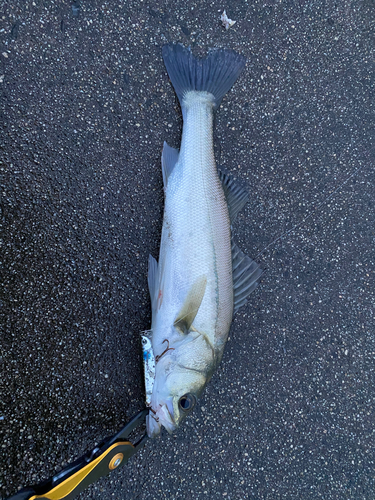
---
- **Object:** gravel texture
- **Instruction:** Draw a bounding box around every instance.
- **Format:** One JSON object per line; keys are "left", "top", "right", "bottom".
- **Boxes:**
{"left": 1, "top": 1, "right": 375, "bottom": 499}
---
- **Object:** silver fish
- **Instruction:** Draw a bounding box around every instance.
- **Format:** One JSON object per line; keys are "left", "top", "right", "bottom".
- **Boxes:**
{"left": 146, "top": 44, "right": 262, "bottom": 437}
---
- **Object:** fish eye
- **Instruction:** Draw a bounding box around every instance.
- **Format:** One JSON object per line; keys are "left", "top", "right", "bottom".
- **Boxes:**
{"left": 178, "top": 393, "right": 197, "bottom": 412}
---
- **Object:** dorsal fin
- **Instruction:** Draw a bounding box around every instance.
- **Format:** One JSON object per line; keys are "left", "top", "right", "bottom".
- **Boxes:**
{"left": 232, "top": 242, "right": 262, "bottom": 314}
{"left": 148, "top": 254, "right": 159, "bottom": 317}
{"left": 218, "top": 170, "right": 249, "bottom": 223}
{"left": 162, "top": 141, "right": 179, "bottom": 187}
{"left": 174, "top": 275, "right": 207, "bottom": 333}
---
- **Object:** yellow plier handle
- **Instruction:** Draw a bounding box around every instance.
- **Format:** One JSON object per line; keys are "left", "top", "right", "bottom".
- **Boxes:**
{"left": 7, "top": 409, "right": 149, "bottom": 500}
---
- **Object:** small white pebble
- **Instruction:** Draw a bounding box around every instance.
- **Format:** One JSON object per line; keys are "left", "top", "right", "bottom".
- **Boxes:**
{"left": 221, "top": 10, "right": 236, "bottom": 30}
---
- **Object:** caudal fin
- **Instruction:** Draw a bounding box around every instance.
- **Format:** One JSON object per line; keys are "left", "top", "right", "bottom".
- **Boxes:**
{"left": 162, "top": 43, "right": 246, "bottom": 111}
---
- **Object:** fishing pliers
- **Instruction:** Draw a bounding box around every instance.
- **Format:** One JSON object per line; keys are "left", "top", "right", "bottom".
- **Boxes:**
{"left": 6, "top": 335, "right": 155, "bottom": 500}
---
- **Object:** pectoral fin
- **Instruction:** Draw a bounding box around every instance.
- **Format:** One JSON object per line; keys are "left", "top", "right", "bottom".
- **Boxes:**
{"left": 174, "top": 275, "right": 207, "bottom": 333}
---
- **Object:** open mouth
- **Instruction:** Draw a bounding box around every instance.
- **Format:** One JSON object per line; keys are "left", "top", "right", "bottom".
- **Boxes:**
{"left": 146, "top": 402, "right": 176, "bottom": 437}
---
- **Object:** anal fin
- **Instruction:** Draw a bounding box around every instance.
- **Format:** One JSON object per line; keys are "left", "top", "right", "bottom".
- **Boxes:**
{"left": 162, "top": 141, "right": 179, "bottom": 188}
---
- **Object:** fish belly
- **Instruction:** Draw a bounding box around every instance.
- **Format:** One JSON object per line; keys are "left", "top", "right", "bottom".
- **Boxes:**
{"left": 155, "top": 97, "right": 233, "bottom": 353}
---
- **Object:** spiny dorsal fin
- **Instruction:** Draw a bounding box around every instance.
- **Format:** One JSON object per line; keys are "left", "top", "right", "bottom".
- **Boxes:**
{"left": 232, "top": 242, "right": 262, "bottom": 314}
{"left": 148, "top": 254, "right": 159, "bottom": 316}
{"left": 162, "top": 141, "right": 179, "bottom": 187}
{"left": 174, "top": 275, "right": 207, "bottom": 333}
{"left": 218, "top": 170, "right": 249, "bottom": 223}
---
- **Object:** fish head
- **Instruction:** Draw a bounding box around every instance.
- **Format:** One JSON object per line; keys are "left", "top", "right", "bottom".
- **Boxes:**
{"left": 146, "top": 344, "right": 209, "bottom": 437}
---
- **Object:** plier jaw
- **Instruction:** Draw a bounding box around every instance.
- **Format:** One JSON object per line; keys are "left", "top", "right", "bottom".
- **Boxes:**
{"left": 6, "top": 335, "right": 156, "bottom": 500}
{"left": 7, "top": 409, "right": 149, "bottom": 500}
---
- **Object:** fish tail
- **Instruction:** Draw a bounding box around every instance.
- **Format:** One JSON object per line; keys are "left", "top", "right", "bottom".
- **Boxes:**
{"left": 162, "top": 43, "right": 246, "bottom": 111}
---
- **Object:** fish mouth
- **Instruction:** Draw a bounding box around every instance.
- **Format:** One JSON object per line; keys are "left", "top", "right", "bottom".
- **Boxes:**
{"left": 146, "top": 402, "right": 176, "bottom": 438}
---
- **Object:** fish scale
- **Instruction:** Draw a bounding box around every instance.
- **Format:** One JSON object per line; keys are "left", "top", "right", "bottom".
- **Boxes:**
{"left": 159, "top": 94, "right": 233, "bottom": 349}
{"left": 146, "top": 44, "right": 262, "bottom": 438}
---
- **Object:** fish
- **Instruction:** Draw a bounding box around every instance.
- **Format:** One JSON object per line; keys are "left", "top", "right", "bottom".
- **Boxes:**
{"left": 146, "top": 44, "right": 262, "bottom": 438}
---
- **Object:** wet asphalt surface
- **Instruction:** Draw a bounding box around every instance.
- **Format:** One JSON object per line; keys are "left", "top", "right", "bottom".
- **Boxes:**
{"left": 1, "top": 1, "right": 375, "bottom": 499}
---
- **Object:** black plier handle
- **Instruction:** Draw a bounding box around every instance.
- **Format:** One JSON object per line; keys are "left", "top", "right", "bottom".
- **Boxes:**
{"left": 7, "top": 409, "right": 149, "bottom": 500}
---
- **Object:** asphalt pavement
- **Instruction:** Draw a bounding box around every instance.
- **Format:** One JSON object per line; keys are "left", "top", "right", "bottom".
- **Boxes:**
{"left": 1, "top": 1, "right": 375, "bottom": 499}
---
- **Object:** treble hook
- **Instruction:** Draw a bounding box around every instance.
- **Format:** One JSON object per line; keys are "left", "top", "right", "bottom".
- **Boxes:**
{"left": 155, "top": 339, "right": 175, "bottom": 363}
{"left": 148, "top": 407, "right": 160, "bottom": 422}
